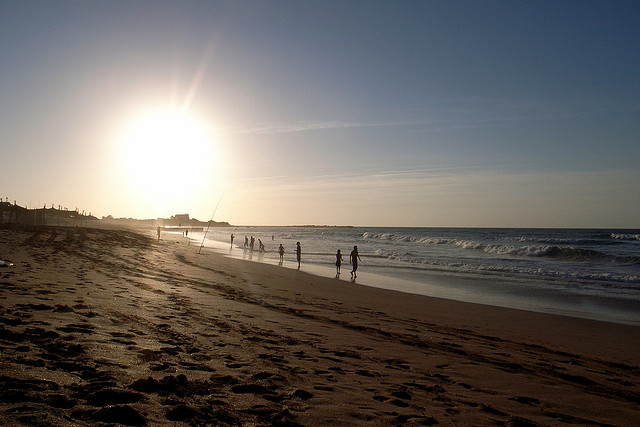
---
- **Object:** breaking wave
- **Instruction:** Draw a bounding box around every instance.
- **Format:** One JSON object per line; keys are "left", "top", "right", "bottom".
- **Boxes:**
{"left": 611, "top": 233, "right": 640, "bottom": 241}
{"left": 362, "top": 231, "right": 452, "bottom": 245}
{"left": 372, "top": 248, "right": 640, "bottom": 285}
{"left": 362, "top": 231, "right": 640, "bottom": 264}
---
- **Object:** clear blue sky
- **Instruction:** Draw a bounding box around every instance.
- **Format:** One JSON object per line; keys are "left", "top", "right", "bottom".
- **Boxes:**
{"left": 1, "top": 1, "right": 638, "bottom": 227}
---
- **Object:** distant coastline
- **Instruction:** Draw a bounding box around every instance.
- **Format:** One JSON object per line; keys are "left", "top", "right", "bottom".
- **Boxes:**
{"left": 100, "top": 215, "right": 231, "bottom": 229}
{"left": 0, "top": 201, "right": 230, "bottom": 228}
{"left": 235, "top": 224, "right": 355, "bottom": 229}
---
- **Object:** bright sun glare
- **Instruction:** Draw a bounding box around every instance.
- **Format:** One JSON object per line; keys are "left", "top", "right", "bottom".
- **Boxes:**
{"left": 120, "top": 110, "right": 220, "bottom": 209}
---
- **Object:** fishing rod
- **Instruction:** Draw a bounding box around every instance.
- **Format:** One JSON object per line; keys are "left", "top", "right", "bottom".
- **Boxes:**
{"left": 198, "top": 192, "right": 224, "bottom": 254}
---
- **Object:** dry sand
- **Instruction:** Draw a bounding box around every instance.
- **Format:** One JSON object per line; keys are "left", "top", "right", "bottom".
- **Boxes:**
{"left": 0, "top": 225, "right": 638, "bottom": 426}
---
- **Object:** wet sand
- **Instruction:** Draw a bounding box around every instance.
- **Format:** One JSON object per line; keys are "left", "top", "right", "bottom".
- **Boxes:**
{"left": 0, "top": 225, "right": 638, "bottom": 425}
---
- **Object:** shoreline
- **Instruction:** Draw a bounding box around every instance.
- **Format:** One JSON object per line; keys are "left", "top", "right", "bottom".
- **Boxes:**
{"left": 175, "top": 231, "right": 640, "bottom": 361}
{"left": 191, "top": 231, "right": 640, "bottom": 327}
{"left": 1, "top": 225, "right": 638, "bottom": 425}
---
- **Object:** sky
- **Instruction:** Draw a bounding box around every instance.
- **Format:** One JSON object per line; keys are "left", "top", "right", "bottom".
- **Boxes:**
{"left": 1, "top": 1, "right": 639, "bottom": 227}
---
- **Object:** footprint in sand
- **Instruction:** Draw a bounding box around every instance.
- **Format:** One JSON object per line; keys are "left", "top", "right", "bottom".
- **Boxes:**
{"left": 231, "top": 383, "right": 275, "bottom": 395}
{"left": 166, "top": 404, "right": 197, "bottom": 422}
{"left": 179, "top": 361, "right": 215, "bottom": 372}
{"left": 253, "top": 371, "right": 273, "bottom": 380}
{"left": 385, "top": 358, "right": 411, "bottom": 370}
{"left": 85, "top": 388, "right": 145, "bottom": 406}
{"left": 137, "top": 349, "right": 163, "bottom": 362}
{"left": 149, "top": 362, "right": 175, "bottom": 372}
{"left": 390, "top": 398, "right": 410, "bottom": 408}
{"left": 292, "top": 389, "right": 314, "bottom": 400}
{"left": 225, "top": 361, "right": 248, "bottom": 369}
{"left": 48, "top": 394, "right": 77, "bottom": 409}
{"left": 391, "top": 390, "right": 412, "bottom": 400}
{"left": 355, "top": 369, "right": 379, "bottom": 378}
{"left": 509, "top": 396, "right": 541, "bottom": 406}
{"left": 89, "top": 405, "right": 146, "bottom": 426}
{"left": 57, "top": 323, "right": 95, "bottom": 334}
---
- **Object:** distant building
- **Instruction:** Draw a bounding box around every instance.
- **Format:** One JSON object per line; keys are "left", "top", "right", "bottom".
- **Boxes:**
{"left": 0, "top": 202, "right": 98, "bottom": 226}
{"left": 169, "top": 214, "right": 190, "bottom": 225}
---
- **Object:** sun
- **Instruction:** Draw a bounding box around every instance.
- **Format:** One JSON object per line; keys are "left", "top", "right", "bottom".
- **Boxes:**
{"left": 119, "top": 109, "right": 220, "bottom": 208}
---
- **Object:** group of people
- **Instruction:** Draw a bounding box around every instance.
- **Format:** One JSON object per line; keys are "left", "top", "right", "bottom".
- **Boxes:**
{"left": 231, "top": 234, "right": 362, "bottom": 278}
{"left": 335, "top": 246, "right": 361, "bottom": 279}
{"left": 234, "top": 234, "right": 266, "bottom": 252}
{"left": 278, "top": 241, "right": 302, "bottom": 269}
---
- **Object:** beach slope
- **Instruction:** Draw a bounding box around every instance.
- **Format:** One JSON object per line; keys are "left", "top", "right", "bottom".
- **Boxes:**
{"left": 0, "top": 226, "right": 638, "bottom": 425}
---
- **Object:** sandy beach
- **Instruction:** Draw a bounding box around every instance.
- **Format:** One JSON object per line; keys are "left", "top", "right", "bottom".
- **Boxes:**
{"left": 0, "top": 225, "right": 638, "bottom": 426}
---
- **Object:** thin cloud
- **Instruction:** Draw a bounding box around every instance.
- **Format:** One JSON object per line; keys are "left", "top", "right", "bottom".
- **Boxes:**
{"left": 228, "top": 120, "right": 413, "bottom": 135}
{"left": 226, "top": 94, "right": 612, "bottom": 137}
{"left": 228, "top": 164, "right": 494, "bottom": 193}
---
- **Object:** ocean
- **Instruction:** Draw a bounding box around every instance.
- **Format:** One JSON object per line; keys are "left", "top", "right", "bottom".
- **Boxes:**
{"left": 188, "top": 226, "right": 640, "bottom": 326}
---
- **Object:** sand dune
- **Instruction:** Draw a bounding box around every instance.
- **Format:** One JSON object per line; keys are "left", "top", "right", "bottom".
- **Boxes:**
{"left": 0, "top": 225, "right": 638, "bottom": 425}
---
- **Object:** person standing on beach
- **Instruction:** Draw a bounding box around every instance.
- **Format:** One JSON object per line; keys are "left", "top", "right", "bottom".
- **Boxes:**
{"left": 230, "top": 234, "right": 234, "bottom": 247}
{"left": 278, "top": 244, "right": 285, "bottom": 264}
{"left": 157, "top": 226, "right": 161, "bottom": 241}
{"left": 250, "top": 236, "right": 255, "bottom": 251}
{"left": 295, "top": 242, "right": 302, "bottom": 269}
{"left": 335, "top": 249, "right": 343, "bottom": 276}
{"left": 244, "top": 236, "right": 248, "bottom": 248}
{"left": 350, "top": 246, "right": 361, "bottom": 279}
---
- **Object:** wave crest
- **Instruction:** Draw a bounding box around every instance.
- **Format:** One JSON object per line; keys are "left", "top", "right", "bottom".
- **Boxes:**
{"left": 362, "top": 230, "right": 640, "bottom": 265}
{"left": 362, "top": 232, "right": 450, "bottom": 245}
{"left": 611, "top": 233, "right": 640, "bottom": 241}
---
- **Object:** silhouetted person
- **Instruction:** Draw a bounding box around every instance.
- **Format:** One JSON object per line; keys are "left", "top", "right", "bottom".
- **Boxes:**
{"left": 230, "top": 234, "right": 234, "bottom": 247}
{"left": 244, "top": 236, "right": 248, "bottom": 248}
{"left": 157, "top": 226, "right": 161, "bottom": 241}
{"left": 350, "top": 246, "right": 361, "bottom": 279}
{"left": 295, "top": 242, "right": 301, "bottom": 269}
{"left": 250, "top": 236, "right": 255, "bottom": 251}
{"left": 258, "top": 239, "right": 265, "bottom": 252}
{"left": 335, "top": 249, "right": 343, "bottom": 276}
{"left": 278, "top": 244, "right": 285, "bottom": 263}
